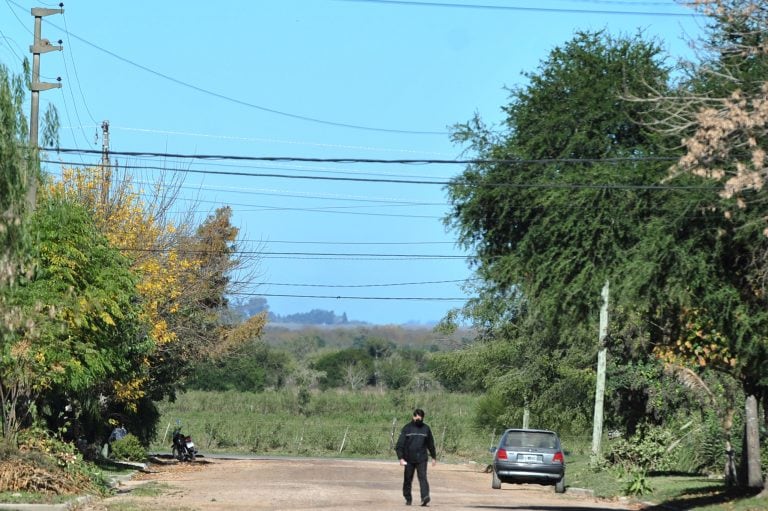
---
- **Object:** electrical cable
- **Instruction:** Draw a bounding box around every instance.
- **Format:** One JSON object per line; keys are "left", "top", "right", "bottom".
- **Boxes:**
{"left": 238, "top": 278, "right": 471, "bottom": 288}
{"left": 0, "top": 0, "right": 451, "bottom": 136}
{"left": 44, "top": 169, "right": 448, "bottom": 204}
{"left": 58, "top": 49, "right": 93, "bottom": 148}
{"left": 252, "top": 240, "right": 458, "bottom": 246}
{"left": 61, "top": 11, "right": 98, "bottom": 124}
{"left": 3, "top": 0, "right": 31, "bottom": 35}
{"left": 42, "top": 158, "right": 720, "bottom": 191}
{"left": 562, "top": 0, "right": 678, "bottom": 5}
{"left": 108, "top": 125, "right": 453, "bottom": 157}
{"left": 229, "top": 292, "right": 467, "bottom": 301}
{"left": 338, "top": 0, "right": 698, "bottom": 16}
{"left": 0, "top": 28, "right": 25, "bottom": 64}
{"left": 45, "top": 146, "right": 682, "bottom": 164}
{"left": 117, "top": 247, "right": 469, "bottom": 258}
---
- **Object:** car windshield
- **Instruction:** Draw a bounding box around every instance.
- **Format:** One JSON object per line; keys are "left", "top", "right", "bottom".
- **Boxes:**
{"left": 503, "top": 431, "right": 557, "bottom": 449}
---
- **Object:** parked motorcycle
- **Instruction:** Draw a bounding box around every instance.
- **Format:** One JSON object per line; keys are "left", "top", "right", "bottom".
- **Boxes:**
{"left": 171, "top": 424, "right": 197, "bottom": 462}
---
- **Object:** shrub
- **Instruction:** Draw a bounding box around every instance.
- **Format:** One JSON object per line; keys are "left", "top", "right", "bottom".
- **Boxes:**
{"left": 623, "top": 469, "right": 653, "bottom": 496}
{"left": 605, "top": 426, "right": 676, "bottom": 472}
{"left": 110, "top": 434, "right": 146, "bottom": 462}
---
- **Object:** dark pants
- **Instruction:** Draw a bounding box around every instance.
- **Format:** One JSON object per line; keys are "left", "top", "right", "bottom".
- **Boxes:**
{"left": 403, "top": 460, "right": 429, "bottom": 502}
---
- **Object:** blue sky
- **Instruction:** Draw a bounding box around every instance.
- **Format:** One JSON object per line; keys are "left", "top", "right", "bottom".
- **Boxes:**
{"left": 1, "top": 0, "right": 705, "bottom": 325}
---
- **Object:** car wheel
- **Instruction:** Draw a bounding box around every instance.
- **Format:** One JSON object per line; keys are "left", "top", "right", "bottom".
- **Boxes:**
{"left": 491, "top": 469, "right": 502, "bottom": 489}
{"left": 555, "top": 475, "right": 566, "bottom": 494}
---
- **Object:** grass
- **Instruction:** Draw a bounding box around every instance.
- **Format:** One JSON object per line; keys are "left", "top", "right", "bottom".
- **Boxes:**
{"left": 128, "top": 482, "right": 174, "bottom": 497}
{"left": 564, "top": 451, "right": 768, "bottom": 510}
{"left": 151, "top": 389, "right": 491, "bottom": 461}
{"left": 641, "top": 475, "right": 767, "bottom": 511}
{"left": 105, "top": 502, "right": 195, "bottom": 511}
{"left": 0, "top": 491, "right": 73, "bottom": 504}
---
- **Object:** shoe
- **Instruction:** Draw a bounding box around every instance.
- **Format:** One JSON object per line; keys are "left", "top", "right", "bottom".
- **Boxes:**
{"left": 405, "top": 498, "right": 412, "bottom": 505}
{"left": 421, "top": 496, "right": 430, "bottom": 506}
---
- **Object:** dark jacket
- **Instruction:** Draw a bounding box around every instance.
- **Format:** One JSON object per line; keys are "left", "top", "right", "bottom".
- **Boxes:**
{"left": 395, "top": 420, "right": 436, "bottom": 464}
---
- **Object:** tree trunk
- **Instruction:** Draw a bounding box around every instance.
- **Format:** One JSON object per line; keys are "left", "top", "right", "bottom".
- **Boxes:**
{"left": 741, "top": 395, "right": 764, "bottom": 489}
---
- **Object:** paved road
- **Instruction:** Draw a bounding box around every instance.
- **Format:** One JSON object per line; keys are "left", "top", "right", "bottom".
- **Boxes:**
{"left": 82, "top": 457, "right": 642, "bottom": 511}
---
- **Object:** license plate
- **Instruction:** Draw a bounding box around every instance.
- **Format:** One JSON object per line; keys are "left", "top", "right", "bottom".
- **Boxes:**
{"left": 186, "top": 442, "right": 195, "bottom": 449}
{"left": 518, "top": 454, "right": 541, "bottom": 462}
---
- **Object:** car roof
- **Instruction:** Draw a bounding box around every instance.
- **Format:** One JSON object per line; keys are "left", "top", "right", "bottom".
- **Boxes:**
{"left": 503, "top": 428, "right": 558, "bottom": 434}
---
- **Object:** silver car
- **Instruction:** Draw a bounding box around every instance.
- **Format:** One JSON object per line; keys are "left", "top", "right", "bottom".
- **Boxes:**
{"left": 490, "top": 428, "right": 566, "bottom": 493}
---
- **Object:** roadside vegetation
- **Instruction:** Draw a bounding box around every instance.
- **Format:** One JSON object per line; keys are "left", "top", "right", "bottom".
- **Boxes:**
{"left": 1, "top": 0, "right": 768, "bottom": 509}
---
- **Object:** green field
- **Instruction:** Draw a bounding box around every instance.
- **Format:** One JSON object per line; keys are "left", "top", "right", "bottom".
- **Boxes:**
{"left": 151, "top": 389, "right": 495, "bottom": 462}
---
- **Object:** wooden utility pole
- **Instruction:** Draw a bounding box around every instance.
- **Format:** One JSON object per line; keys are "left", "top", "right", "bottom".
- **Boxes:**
{"left": 591, "top": 280, "right": 609, "bottom": 464}
{"left": 28, "top": 5, "right": 63, "bottom": 210}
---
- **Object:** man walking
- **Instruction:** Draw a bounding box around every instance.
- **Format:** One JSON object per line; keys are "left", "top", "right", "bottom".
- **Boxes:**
{"left": 395, "top": 408, "right": 437, "bottom": 506}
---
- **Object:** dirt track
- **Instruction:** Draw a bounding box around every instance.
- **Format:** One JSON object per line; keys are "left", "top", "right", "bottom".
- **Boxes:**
{"left": 81, "top": 457, "right": 642, "bottom": 511}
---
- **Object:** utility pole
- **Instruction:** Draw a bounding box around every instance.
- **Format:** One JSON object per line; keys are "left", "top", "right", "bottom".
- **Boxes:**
{"left": 29, "top": 6, "right": 63, "bottom": 147}
{"left": 100, "top": 120, "right": 111, "bottom": 205}
{"left": 28, "top": 5, "right": 63, "bottom": 210}
{"left": 591, "top": 280, "right": 609, "bottom": 465}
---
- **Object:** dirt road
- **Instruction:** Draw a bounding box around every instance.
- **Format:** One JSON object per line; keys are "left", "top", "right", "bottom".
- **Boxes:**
{"left": 84, "top": 457, "right": 642, "bottom": 511}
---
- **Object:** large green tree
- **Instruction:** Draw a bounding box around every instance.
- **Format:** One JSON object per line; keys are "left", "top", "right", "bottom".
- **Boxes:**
{"left": 1, "top": 197, "right": 152, "bottom": 441}
{"left": 443, "top": 31, "right": 676, "bottom": 432}
{"left": 639, "top": 0, "right": 768, "bottom": 489}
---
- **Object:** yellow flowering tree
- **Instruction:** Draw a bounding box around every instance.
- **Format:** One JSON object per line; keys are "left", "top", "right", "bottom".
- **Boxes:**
{"left": 46, "top": 165, "right": 264, "bottom": 421}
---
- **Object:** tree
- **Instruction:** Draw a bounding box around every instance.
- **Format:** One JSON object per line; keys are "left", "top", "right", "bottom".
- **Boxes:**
{"left": 311, "top": 348, "right": 374, "bottom": 389}
{"left": 635, "top": 0, "right": 768, "bottom": 489}
{"left": 47, "top": 165, "right": 264, "bottom": 408}
{"left": 1, "top": 197, "right": 151, "bottom": 441}
{"left": 186, "top": 340, "right": 290, "bottom": 392}
{"left": 0, "top": 64, "right": 34, "bottom": 245}
{"left": 444, "top": 31, "right": 673, "bottom": 431}
{"left": 0, "top": 63, "right": 35, "bottom": 440}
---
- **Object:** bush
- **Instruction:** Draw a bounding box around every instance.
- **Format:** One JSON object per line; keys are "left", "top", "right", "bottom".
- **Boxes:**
{"left": 623, "top": 469, "right": 653, "bottom": 496}
{"left": 605, "top": 426, "right": 676, "bottom": 472}
{"left": 110, "top": 434, "right": 146, "bottom": 462}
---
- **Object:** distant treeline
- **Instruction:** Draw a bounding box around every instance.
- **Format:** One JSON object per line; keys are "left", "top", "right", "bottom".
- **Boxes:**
{"left": 230, "top": 297, "right": 357, "bottom": 325}
{"left": 186, "top": 323, "right": 475, "bottom": 395}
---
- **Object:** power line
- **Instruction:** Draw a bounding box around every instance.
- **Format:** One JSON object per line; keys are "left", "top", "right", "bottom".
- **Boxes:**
{"left": 0, "top": 0, "right": 450, "bottom": 136}
{"left": 44, "top": 169, "right": 446, "bottom": 205}
{"left": 204, "top": 204, "right": 443, "bottom": 219}
{"left": 43, "top": 158, "right": 720, "bottom": 191}
{"left": 61, "top": 11, "right": 98, "bottom": 125}
{"left": 58, "top": 50, "right": 93, "bottom": 149}
{"left": 46, "top": 146, "right": 681, "bottom": 165}
{"left": 256, "top": 240, "right": 456, "bottom": 245}
{"left": 46, "top": 153, "right": 458, "bottom": 182}
{"left": 230, "top": 292, "right": 466, "bottom": 301}
{"left": 563, "top": 0, "right": 679, "bottom": 5}
{"left": 117, "top": 247, "right": 469, "bottom": 259}
{"left": 3, "top": 0, "right": 30, "bottom": 35}
{"left": 43, "top": 159, "right": 450, "bottom": 185}
{"left": 242, "top": 278, "right": 471, "bottom": 288}
{"left": 104, "top": 125, "right": 454, "bottom": 157}
{"left": 0, "top": 28, "right": 24, "bottom": 64}
{"left": 338, "top": 0, "right": 698, "bottom": 16}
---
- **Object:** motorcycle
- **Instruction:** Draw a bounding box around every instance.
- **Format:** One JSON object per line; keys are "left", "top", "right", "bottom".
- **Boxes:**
{"left": 171, "top": 425, "right": 197, "bottom": 462}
